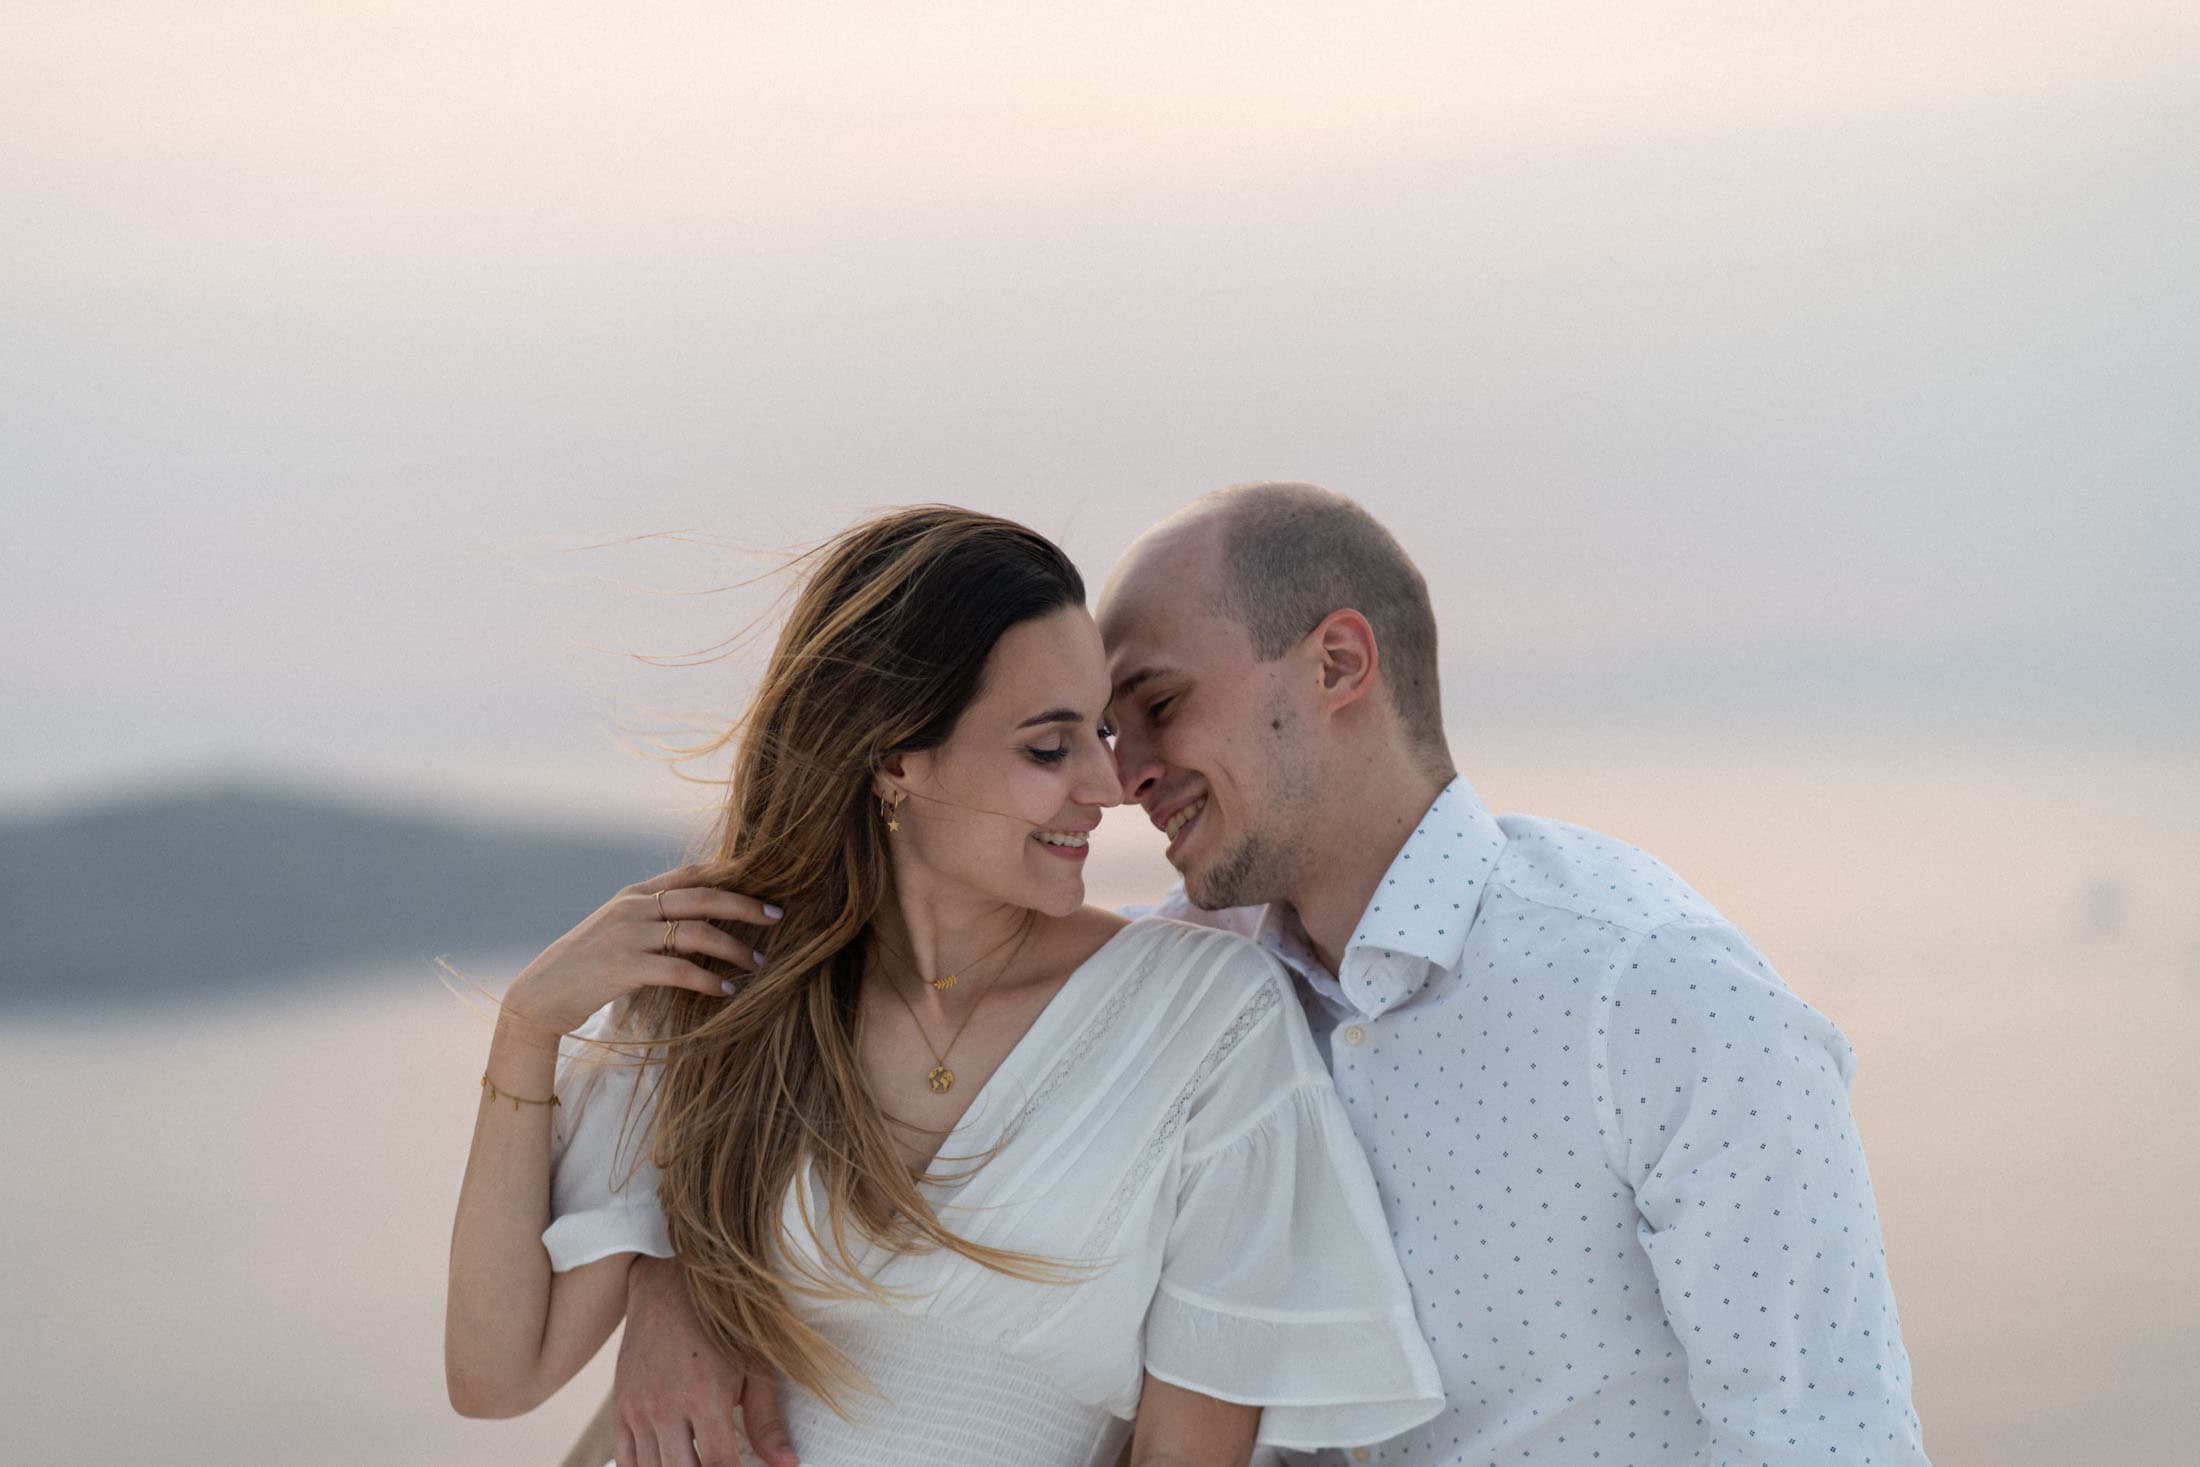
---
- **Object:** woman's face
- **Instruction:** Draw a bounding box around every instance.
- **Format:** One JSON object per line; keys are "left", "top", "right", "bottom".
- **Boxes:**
{"left": 883, "top": 605, "right": 1121, "bottom": 918}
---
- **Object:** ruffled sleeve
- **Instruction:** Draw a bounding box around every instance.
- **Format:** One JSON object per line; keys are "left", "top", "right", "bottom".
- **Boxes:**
{"left": 1141, "top": 962, "right": 1445, "bottom": 1452}
{"left": 541, "top": 1001, "right": 675, "bottom": 1272}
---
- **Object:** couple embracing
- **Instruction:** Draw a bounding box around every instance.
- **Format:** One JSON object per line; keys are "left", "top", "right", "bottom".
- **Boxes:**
{"left": 447, "top": 483, "right": 1930, "bottom": 1467}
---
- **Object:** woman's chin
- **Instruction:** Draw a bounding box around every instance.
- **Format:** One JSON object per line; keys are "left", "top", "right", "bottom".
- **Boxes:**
{"left": 1036, "top": 882, "right": 1085, "bottom": 918}
{"left": 1013, "top": 871, "right": 1086, "bottom": 918}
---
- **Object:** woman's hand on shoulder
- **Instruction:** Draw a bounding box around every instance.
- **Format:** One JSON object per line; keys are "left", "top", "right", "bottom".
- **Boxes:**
{"left": 501, "top": 864, "right": 784, "bottom": 1037}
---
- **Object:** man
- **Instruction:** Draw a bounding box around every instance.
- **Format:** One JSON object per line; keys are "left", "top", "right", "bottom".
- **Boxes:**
{"left": 576, "top": 482, "right": 1929, "bottom": 1466}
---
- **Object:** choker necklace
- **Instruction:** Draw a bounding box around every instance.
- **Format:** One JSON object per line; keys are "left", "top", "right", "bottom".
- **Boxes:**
{"left": 875, "top": 914, "right": 1035, "bottom": 1094}
{"left": 875, "top": 914, "right": 1028, "bottom": 993}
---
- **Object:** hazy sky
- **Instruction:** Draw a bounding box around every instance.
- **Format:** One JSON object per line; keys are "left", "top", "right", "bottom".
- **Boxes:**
{"left": 5, "top": 3, "right": 2196, "bottom": 823}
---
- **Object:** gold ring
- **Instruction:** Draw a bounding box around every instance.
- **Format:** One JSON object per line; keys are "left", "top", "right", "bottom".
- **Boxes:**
{"left": 655, "top": 890, "right": 669, "bottom": 921}
{"left": 659, "top": 920, "right": 679, "bottom": 955}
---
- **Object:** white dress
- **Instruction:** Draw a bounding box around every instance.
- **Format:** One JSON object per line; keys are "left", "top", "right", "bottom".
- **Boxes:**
{"left": 546, "top": 918, "right": 1444, "bottom": 1467}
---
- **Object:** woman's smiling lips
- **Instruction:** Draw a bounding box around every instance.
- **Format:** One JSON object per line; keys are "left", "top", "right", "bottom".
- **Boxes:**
{"left": 1034, "top": 827, "right": 1093, "bottom": 862}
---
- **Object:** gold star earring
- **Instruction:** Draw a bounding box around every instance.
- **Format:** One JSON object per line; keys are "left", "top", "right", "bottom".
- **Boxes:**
{"left": 881, "top": 795, "right": 901, "bottom": 834}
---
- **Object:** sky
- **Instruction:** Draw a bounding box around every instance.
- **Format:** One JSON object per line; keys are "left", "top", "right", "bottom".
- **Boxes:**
{"left": 5, "top": 14, "right": 2198, "bottom": 1460}
{"left": 4, "top": 2, "right": 2196, "bottom": 827}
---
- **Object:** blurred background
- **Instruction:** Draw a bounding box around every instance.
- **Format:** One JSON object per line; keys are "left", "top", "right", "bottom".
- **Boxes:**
{"left": 3, "top": 4, "right": 2195, "bottom": 1463}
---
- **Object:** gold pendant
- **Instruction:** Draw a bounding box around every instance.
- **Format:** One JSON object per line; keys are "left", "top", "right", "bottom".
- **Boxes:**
{"left": 926, "top": 1064, "right": 955, "bottom": 1094}
{"left": 928, "top": 973, "right": 958, "bottom": 991}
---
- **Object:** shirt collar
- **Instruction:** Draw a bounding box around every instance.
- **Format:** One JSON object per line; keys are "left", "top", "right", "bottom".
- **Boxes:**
{"left": 1334, "top": 775, "right": 1509, "bottom": 1018}
{"left": 1252, "top": 898, "right": 1332, "bottom": 985}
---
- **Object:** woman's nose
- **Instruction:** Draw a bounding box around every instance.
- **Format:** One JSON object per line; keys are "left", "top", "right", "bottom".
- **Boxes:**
{"left": 1076, "top": 736, "right": 1124, "bottom": 807}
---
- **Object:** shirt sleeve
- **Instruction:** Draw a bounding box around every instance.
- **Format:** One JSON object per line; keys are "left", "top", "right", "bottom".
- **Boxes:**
{"left": 542, "top": 1001, "right": 675, "bottom": 1272}
{"left": 1141, "top": 958, "right": 1446, "bottom": 1452}
{"left": 1602, "top": 919, "right": 1931, "bottom": 1466}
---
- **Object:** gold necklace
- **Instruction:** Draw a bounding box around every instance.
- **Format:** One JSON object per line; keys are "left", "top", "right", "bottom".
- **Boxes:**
{"left": 874, "top": 914, "right": 1027, "bottom": 992}
{"left": 876, "top": 915, "right": 1033, "bottom": 1094}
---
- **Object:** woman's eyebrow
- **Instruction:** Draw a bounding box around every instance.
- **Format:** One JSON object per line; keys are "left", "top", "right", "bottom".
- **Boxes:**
{"left": 1016, "top": 707, "right": 1085, "bottom": 729}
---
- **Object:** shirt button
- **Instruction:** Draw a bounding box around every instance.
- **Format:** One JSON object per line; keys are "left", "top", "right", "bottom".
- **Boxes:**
{"left": 1343, "top": 1025, "right": 1366, "bottom": 1046}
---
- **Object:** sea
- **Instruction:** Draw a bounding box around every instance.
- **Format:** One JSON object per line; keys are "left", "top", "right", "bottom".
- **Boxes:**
{"left": 4, "top": 741, "right": 2194, "bottom": 1465}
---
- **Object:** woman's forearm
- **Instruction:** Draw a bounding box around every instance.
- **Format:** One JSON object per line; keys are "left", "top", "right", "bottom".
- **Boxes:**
{"left": 443, "top": 864, "right": 754, "bottom": 1415}
{"left": 444, "top": 1008, "right": 625, "bottom": 1416}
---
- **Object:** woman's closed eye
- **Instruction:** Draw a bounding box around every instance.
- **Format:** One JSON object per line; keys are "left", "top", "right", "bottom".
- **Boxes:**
{"left": 1028, "top": 719, "right": 1114, "bottom": 764}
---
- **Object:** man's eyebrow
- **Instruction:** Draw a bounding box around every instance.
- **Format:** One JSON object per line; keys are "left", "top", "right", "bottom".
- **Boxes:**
{"left": 1110, "top": 667, "right": 1171, "bottom": 703}
{"left": 1016, "top": 707, "right": 1085, "bottom": 729}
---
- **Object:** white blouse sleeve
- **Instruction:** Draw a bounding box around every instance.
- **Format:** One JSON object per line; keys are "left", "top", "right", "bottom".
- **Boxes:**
{"left": 1141, "top": 962, "right": 1445, "bottom": 1452}
{"left": 541, "top": 1002, "right": 675, "bottom": 1272}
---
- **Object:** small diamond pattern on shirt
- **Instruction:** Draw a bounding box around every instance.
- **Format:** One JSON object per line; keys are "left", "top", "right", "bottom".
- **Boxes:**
{"left": 1157, "top": 779, "right": 1928, "bottom": 1467}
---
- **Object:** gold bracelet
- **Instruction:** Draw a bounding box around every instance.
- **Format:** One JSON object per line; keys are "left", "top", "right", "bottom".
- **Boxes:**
{"left": 480, "top": 1074, "right": 561, "bottom": 1111}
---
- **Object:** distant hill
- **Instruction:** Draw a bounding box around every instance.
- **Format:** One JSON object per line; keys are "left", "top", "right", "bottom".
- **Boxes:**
{"left": 0, "top": 779, "right": 692, "bottom": 1010}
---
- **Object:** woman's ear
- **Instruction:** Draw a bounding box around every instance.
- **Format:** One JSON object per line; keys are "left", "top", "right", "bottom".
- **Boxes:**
{"left": 872, "top": 751, "right": 919, "bottom": 805}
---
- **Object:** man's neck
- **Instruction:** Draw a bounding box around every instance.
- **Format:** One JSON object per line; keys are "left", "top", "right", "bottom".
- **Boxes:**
{"left": 1288, "top": 760, "right": 1452, "bottom": 976}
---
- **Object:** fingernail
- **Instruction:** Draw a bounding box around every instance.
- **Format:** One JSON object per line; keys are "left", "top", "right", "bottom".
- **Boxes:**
{"left": 751, "top": 946, "right": 768, "bottom": 967}
{"left": 762, "top": 904, "right": 784, "bottom": 921}
{"left": 720, "top": 979, "right": 739, "bottom": 995}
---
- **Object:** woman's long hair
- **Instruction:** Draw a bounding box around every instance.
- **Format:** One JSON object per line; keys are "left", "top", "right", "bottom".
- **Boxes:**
{"left": 620, "top": 505, "right": 1088, "bottom": 1407}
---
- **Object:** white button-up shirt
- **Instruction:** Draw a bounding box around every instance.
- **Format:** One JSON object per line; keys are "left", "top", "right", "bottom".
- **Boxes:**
{"left": 1142, "top": 776, "right": 1929, "bottom": 1466}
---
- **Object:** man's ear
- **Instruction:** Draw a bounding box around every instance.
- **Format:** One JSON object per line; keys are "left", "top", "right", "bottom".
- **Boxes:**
{"left": 1308, "top": 609, "right": 1380, "bottom": 712}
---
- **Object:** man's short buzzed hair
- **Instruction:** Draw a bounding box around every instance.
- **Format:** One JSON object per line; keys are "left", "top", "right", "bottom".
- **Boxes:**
{"left": 1200, "top": 481, "right": 1448, "bottom": 756}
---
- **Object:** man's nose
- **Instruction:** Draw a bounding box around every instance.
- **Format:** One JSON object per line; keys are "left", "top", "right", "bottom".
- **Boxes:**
{"left": 1113, "top": 738, "right": 1161, "bottom": 805}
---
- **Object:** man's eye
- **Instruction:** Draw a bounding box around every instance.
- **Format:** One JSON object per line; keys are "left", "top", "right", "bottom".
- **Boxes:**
{"left": 1147, "top": 696, "right": 1173, "bottom": 721}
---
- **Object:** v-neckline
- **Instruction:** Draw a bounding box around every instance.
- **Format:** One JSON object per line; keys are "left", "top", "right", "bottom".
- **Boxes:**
{"left": 786, "top": 919, "right": 1153, "bottom": 1285}
{"left": 899, "top": 918, "right": 1142, "bottom": 1181}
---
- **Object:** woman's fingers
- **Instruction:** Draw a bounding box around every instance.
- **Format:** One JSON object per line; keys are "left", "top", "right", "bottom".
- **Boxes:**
{"left": 612, "top": 1421, "right": 638, "bottom": 1467}
{"left": 654, "top": 1423, "right": 702, "bottom": 1467}
{"left": 627, "top": 867, "right": 786, "bottom": 925}
{"left": 740, "top": 1367, "right": 799, "bottom": 1467}
{"left": 645, "top": 955, "right": 747, "bottom": 999}
{"left": 646, "top": 915, "right": 763, "bottom": 972}
{"left": 690, "top": 1413, "right": 743, "bottom": 1467}
{"left": 646, "top": 885, "right": 785, "bottom": 929}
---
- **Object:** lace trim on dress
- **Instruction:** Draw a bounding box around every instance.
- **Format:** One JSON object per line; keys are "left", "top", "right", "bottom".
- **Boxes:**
{"left": 916, "top": 928, "right": 1159, "bottom": 1218}
{"left": 994, "top": 973, "right": 1282, "bottom": 1346}
{"left": 1011, "top": 933, "right": 1160, "bottom": 1128}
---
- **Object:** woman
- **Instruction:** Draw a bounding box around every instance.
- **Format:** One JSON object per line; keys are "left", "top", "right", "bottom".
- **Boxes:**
{"left": 446, "top": 507, "right": 1442, "bottom": 1466}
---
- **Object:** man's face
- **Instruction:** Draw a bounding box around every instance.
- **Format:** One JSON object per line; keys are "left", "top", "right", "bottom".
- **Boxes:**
{"left": 1097, "top": 526, "right": 1316, "bottom": 911}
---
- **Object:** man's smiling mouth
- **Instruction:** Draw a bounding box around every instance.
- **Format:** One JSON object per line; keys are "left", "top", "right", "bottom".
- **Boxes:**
{"left": 1161, "top": 796, "right": 1207, "bottom": 844}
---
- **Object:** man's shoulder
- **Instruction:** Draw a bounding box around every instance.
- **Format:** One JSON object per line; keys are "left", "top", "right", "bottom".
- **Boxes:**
{"left": 1482, "top": 815, "right": 1820, "bottom": 1024}
{"left": 1486, "top": 811, "right": 1728, "bottom": 938}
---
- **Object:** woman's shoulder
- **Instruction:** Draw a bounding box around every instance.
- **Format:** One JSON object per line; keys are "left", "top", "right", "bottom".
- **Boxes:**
{"left": 1110, "top": 914, "right": 1290, "bottom": 988}
{"left": 1092, "top": 916, "right": 1309, "bottom": 1069}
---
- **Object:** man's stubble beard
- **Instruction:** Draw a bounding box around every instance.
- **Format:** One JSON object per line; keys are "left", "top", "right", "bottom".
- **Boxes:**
{"left": 1185, "top": 825, "right": 1297, "bottom": 911}
{"left": 1184, "top": 710, "right": 1317, "bottom": 911}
